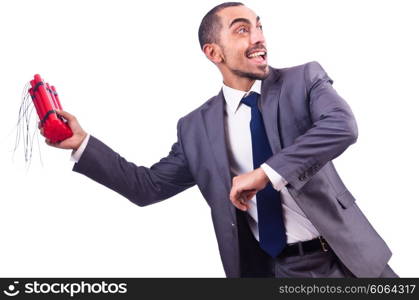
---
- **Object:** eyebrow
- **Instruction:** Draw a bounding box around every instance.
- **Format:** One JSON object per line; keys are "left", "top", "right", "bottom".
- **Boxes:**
{"left": 229, "top": 16, "right": 260, "bottom": 28}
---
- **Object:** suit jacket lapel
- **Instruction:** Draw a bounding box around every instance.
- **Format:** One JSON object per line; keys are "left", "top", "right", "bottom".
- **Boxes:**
{"left": 260, "top": 68, "right": 283, "bottom": 153}
{"left": 201, "top": 90, "right": 237, "bottom": 220}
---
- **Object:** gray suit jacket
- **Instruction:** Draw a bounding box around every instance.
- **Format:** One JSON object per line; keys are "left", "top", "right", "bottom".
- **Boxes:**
{"left": 73, "top": 61, "right": 392, "bottom": 277}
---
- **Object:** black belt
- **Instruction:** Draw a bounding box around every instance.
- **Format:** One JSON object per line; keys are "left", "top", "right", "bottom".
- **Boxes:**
{"left": 278, "top": 236, "right": 330, "bottom": 257}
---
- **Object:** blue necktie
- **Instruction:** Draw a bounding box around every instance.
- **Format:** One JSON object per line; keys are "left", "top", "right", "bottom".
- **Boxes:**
{"left": 241, "top": 92, "right": 287, "bottom": 258}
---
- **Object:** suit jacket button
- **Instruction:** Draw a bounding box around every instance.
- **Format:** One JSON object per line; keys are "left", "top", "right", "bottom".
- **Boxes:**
{"left": 231, "top": 223, "right": 235, "bottom": 227}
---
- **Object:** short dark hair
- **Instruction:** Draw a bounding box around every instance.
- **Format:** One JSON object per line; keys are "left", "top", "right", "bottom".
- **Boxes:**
{"left": 198, "top": 2, "right": 244, "bottom": 49}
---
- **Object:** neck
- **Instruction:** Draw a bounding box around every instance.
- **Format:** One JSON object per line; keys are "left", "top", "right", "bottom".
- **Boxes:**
{"left": 222, "top": 75, "right": 255, "bottom": 92}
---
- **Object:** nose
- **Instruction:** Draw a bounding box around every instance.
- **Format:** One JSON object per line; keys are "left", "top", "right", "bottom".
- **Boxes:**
{"left": 250, "top": 26, "right": 265, "bottom": 45}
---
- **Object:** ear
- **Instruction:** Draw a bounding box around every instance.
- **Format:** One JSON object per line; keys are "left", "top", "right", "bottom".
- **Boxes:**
{"left": 203, "top": 43, "right": 224, "bottom": 64}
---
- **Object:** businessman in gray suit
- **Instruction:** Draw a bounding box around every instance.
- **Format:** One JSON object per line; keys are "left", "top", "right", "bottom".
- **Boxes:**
{"left": 45, "top": 2, "right": 397, "bottom": 277}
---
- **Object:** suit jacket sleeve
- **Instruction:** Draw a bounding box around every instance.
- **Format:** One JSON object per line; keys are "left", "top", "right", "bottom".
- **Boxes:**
{"left": 72, "top": 117, "right": 196, "bottom": 206}
{"left": 265, "top": 61, "right": 358, "bottom": 191}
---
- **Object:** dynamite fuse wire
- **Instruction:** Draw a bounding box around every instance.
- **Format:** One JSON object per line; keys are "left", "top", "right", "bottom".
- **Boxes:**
{"left": 13, "top": 74, "right": 73, "bottom": 168}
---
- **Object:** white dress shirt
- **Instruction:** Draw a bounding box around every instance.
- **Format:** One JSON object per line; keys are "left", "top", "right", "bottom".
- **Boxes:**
{"left": 72, "top": 81, "right": 320, "bottom": 243}
{"left": 222, "top": 80, "right": 319, "bottom": 243}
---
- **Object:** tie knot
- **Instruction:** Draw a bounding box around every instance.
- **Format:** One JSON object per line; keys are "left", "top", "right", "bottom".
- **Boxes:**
{"left": 241, "top": 92, "right": 259, "bottom": 108}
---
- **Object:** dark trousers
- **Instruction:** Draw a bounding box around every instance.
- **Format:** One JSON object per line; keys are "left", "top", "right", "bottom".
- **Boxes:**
{"left": 236, "top": 210, "right": 398, "bottom": 278}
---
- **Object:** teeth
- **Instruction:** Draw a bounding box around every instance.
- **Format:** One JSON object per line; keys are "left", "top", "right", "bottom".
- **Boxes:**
{"left": 248, "top": 51, "right": 266, "bottom": 58}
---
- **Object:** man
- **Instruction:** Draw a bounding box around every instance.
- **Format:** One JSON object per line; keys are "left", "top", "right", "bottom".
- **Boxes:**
{"left": 44, "top": 2, "right": 397, "bottom": 277}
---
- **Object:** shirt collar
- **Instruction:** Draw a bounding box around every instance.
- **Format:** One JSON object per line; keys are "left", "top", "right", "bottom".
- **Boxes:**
{"left": 222, "top": 80, "right": 261, "bottom": 113}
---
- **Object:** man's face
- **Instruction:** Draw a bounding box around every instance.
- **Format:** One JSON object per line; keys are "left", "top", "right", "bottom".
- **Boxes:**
{"left": 216, "top": 6, "right": 269, "bottom": 80}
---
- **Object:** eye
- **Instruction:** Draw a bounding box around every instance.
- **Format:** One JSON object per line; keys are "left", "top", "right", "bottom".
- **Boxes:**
{"left": 237, "top": 26, "right": 249, "bottom": 34}
{"left": 257, "top": 24, "right": 263, "bottom": 31}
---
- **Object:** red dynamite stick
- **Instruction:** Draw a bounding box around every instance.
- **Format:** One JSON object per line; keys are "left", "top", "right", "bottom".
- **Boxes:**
{"left": 30, "top": 80, "right": 46, "bottom": 118}
{"left": 28, "top": 88, "right": 42, "bottom": 118}
{"left": 33, "top": 87, "right": 47, "bottom": 119}
{"left": 46, "top": 82, "right": 59, "bottom": 110}
{"left": 34, "top": 76, "right": 55, "bottom": 118}
{"left": 50, "top": 86, "right": 63, "bottom": 110}
{"left": 32, "top": 76, "right": 48, "bottom": 118}
{"left": 29, "top": 80, "right": 41, "bottom": 117}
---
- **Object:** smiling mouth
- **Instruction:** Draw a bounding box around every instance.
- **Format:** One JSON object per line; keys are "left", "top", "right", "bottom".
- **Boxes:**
{"left": 246, "top": 50, "right": 267, "bottom": 64}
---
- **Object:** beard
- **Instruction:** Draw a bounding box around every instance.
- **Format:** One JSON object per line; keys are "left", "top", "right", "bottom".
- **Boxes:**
{"left": 230, "top": 65, "right": 270, "bottom": 80}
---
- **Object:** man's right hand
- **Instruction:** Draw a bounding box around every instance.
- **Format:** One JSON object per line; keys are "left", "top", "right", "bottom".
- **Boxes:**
{"left": 40, "top": 110, "right": 87, "bottom": 151}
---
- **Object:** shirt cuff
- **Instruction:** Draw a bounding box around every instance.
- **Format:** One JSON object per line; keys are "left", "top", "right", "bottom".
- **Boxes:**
{"left": 71, "top": 134, "right": 90, "bottom": 163}
{"left": 260, "top": 163, "right": 288, "bottom": 191}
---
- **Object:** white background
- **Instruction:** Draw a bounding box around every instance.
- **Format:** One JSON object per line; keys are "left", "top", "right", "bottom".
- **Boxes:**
{"left": 0, "top": 0, "right": 418, "bottom": 277}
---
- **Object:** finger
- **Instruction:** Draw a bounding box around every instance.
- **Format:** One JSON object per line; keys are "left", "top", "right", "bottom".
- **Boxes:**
{"left": 56, "top": 110, "right": 75, "bottom": 122}
{"left": 234, "top": 198, "right": 248, "bottom": 211}
{"left": 238, "top": 195, "right": 249, "bottom": 210}
{"left": 235, "top": 189, "right": 256, "bottom": 211}
{"left": 230, "top": 189, "right": 245, "bottom": 211}
{"left": 244, "top": 189, "right": 257, "bottom": 201}
{"left": 230, "top": 179, "right": 250, "bottom": 210}
{"left": 45, "top": 138, "right": 56, "bottom": 147}
{"left": 55, "top": 139, "right": 72, "bottom": 149}
{"left": 232, "top": 192, "right": 248, "bottom": 211}
{"left": 229, "top": 185, "right": 240, "bottom": 204}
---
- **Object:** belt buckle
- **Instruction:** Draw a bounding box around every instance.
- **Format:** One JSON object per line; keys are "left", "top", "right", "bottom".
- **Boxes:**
{"left": 318, "top": 236, "right": 329, "bottom": 252}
